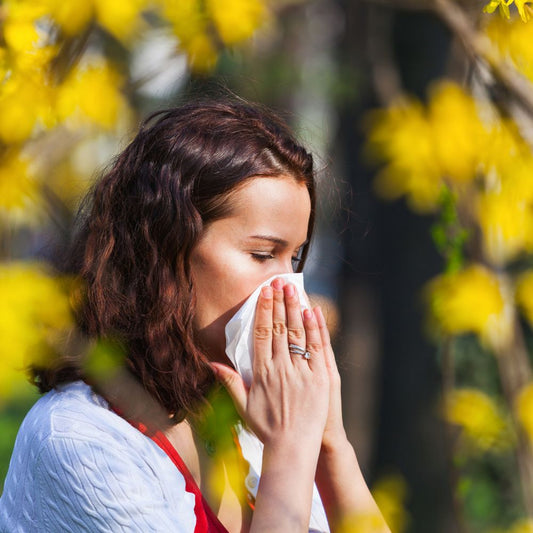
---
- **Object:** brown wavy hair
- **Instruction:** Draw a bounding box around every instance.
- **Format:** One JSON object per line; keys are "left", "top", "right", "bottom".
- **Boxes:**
{"left": 31, "top": 99, "right": 316, "bottom": 421}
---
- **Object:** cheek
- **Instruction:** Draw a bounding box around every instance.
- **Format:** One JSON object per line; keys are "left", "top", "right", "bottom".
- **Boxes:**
{"left": 192, "top": 253, "right": 253, "bottom": 328}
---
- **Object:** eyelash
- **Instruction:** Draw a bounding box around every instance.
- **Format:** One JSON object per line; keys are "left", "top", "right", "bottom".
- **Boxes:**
{"left": 251, "top": 253, "right": 274, "bottom": 262}
{"left": 251, "top": 252, "right": 303, "bottom": 267}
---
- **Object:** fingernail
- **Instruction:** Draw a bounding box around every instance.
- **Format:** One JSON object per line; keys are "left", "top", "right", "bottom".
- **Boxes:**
{"left": 272, "top": 278, "right": 284, "bottom": 290}
{"left": 262, "top": 286, "right": 273, "bottom": 298}
{"left": 303, "top": 308, "right": 313, "bottom": 320}
{"left": 285, "top": 283, "right": 295, "bottom": 297}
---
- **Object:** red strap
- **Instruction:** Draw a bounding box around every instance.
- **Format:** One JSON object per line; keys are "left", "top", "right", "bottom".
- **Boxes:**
{"left": 133, "top": 421, "right": 229, "bottom": 533}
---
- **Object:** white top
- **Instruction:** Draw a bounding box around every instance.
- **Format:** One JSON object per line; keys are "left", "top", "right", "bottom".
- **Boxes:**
{"left": 0, "top": 381, "right": 196, "bottom": 532}
{"left": 0, "top": 381, "right": 330, "bottom": 532}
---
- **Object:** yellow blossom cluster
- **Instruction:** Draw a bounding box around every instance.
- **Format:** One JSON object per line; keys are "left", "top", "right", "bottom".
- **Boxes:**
{"left": 426, "top": 265, "right": 513, "bottom": 350}
{"left": 0, "top": 0, "right": 128, "bottom": 141}
{"left": 476, "top": 151, "right": 533, "bottom": 265}
{"left": 0, "top": 0, "right": 272, "bottom": 221}
{"left": 0, "top": 262, "right": 74, "bottom": 399}
{"left": 483, "top": 0, "right": 533, "bottom": 23}
{"left": 484, "top": 15, "right": 533, "bottom": 82}
{"left": 366, "top": 82, "right": 488, "bottom": 213}
{"left": 3, "top": 0, "right": 149, "bottom": 44}
{"left": 515, "top": 382, "right": 533, "bottom": 443}
{"left": 56, "top": 62, "right": 128, "bottom": 130}
{"left": 367, "top": 82, "right": 533, "bottom": 266}
{"left": 0, "top": 150, "right": 39, "bottom": 216}
{"left": 516, "top": 271, "right": 533, "bottom": 327}
{"left": 443, "top": 388, "right": 512, "bottom": 452}
{"left": 157, "top": 0, "right": 267, "bottom": 71}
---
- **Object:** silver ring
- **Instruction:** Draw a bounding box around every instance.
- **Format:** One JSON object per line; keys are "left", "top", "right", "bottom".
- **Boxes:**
{"left": 288, "top": 343, "right": 311, "bottom": 360}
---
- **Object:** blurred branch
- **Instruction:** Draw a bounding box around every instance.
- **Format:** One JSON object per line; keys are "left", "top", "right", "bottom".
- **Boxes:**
{"left": 431, "top": 0, "right": 533, "bottom": 118}
{"left": 50, "top": 24, "right": 94, "bottom": 84}
{"left": 495, "top": 311, "right": 533, "bottom": 518}
{"left": 362, "top": 0, "right": 533, "bottom": 117}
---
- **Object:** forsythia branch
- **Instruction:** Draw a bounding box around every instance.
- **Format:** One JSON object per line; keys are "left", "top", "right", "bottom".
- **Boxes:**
{"left": 431, "top": 0, "right": 533, "bottom": 118}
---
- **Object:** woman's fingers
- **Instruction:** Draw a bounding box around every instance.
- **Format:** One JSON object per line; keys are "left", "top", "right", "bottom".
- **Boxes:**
{"left": 253, "top": 285, "right": 274, "bottom": 369}
{"left": 271, "top": 278, "right": 289, "bottom": 360}
{"left": 302, "top": 307, "right": 326, "bottom": 371}
{"left": 284, "top": 283, "right": 307, "bottom": 365}
{"left": 314, "top": 306, "right": 338, "bottom": 374}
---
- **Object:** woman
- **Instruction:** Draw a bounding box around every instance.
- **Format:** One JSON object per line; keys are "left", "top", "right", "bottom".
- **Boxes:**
{"left": 0, "top": 99, "right": 389, "bottom": 532}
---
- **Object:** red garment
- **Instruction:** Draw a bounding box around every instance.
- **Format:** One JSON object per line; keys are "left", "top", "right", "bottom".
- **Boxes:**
{"left": 133, "top": 421, "right": 229, "bottom": 533}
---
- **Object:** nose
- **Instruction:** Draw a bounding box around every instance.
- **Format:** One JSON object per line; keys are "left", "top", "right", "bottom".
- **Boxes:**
{"left": 278, "top": 256, "right": 295, "bottom": 276}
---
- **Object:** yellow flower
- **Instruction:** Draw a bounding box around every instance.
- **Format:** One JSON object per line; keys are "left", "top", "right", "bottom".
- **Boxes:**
{"left": 484, "top": 16, "right": 533, "bottom": 82}
{"left": 0, "top": 69, "right": 54, "bottom": 143}
{"left": 10, "top": 45, "right": 58, "bottom": 78}
{"left": 158, "top": 0, "right": 219, "bottom": 72}
{"left": 365, "top": 98, "right": 442, "bottom": 213}
{"left": 428, "top": 81, "right": 487, "bottom": 184}
{"left": 25, "top": 0, "right": 148, "bottom": 41}
{"left": 158, "top": 0, "right": 265, "bottom": 71}
{"left": 482, "top": 120, "right": 529, "bottom": 176}
{"left": 477, "top": 189, "right": 533, "bottom": 265}
{"left": 483, "top": 0, "right": 512, "bottom": 19}
{"left": 426, "top": 265, "right": 513, "bottom": 350}
{"left": 57, "top": 62, "right": 126, "bottom": 129}
{"left": 444, "top": 388, "right": 511, "bottom": 451}
{"left": 516, "top": 383, "right": 533, "bottom": 445}
{"left": 2, "top": 1, "right": 48, "bottom": 53}
{"left": 184, "top": 34, "right": 219, "bottom": 72}
{"left": 0, "top": 150, "right": 39, "bottom": 216}
{"left": 515, "top": 0, "right": 533, "bottom": 20}
{"left": 516, "top": 270, "right": 533, "bottom": 327}
{"left": 93, "top": 0, "right": 148, "bottom": 42}
{"left": 3, "top": 19, "right": 41, "bottom": 54}
{"left": 44, "top": 0, "right": 95, "bottom": 37}
{"left": 0, "top": 262, "right": 74, "bottom": 399}
{"left": 476, "top": 121, "right": 533, "bottom": 265}
{"left": 206, "top": 0, "right": 265, "bottom": 45}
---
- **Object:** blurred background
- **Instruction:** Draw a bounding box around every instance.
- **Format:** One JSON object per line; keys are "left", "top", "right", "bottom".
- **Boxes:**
{"left": 2, "top": 0, "right": 533, "bottom": 531}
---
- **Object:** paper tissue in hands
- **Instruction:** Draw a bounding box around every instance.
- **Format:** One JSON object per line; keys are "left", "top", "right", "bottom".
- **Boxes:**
{"left": 224, "top": 272, "right": 330, "bottom": 533}
{"left": 225, "top": 272, "right": 310, "bottom": 386}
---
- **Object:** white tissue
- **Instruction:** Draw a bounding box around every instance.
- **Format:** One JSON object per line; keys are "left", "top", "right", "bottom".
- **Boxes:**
{"left": 224, "top": 272, "right": 310, "bottom": 386}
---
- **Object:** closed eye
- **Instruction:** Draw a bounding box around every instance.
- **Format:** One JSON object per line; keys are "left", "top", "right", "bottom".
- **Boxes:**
{"left": 251, "top": 253, "right": 274, "bottom": 262}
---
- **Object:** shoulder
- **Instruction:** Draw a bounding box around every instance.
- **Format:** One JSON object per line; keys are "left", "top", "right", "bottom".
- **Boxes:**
{"left": 24, "top": 381, "right": 131, "bottom": 439}
{"left": 8, "top": 381, "right": 147, "bottom": 462}
{"left": 1, "top": 381, "right": 196, "bottom": 532}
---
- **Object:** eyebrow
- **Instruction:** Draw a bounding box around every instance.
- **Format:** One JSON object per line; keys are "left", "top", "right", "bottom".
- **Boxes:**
{"left": 248, "top": 235, "right": 309, "bottom": 248}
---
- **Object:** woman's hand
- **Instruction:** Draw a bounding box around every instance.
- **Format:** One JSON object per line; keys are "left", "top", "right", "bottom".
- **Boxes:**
{"left": 211, "top": 278, "right": 329, "bottom": 448}
{"left": 212, "top": 278, "right": 390, "bottom": 532}
{"left": 212, "top": 278, "right": 331, "bottom": 532}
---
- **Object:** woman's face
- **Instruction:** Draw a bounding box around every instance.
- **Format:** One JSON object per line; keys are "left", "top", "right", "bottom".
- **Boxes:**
{"left": 190, "top": 175, "right": 311, "bottom": 363}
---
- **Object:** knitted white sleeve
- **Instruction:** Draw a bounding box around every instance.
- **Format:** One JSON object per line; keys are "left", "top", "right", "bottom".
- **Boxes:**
{"left": 0, "top": 383, "right": 197, "bottom": 533}
{"left": 34, "top": 435, "right": 194, "bottom": 532}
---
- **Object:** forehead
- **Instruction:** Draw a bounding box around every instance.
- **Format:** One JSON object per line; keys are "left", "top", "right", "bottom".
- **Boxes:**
{"left": 230, "top": 176, "right": 310, "bottom": 235}
{"left": 207, "top": 176, "right": 311, "bottom": 244}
